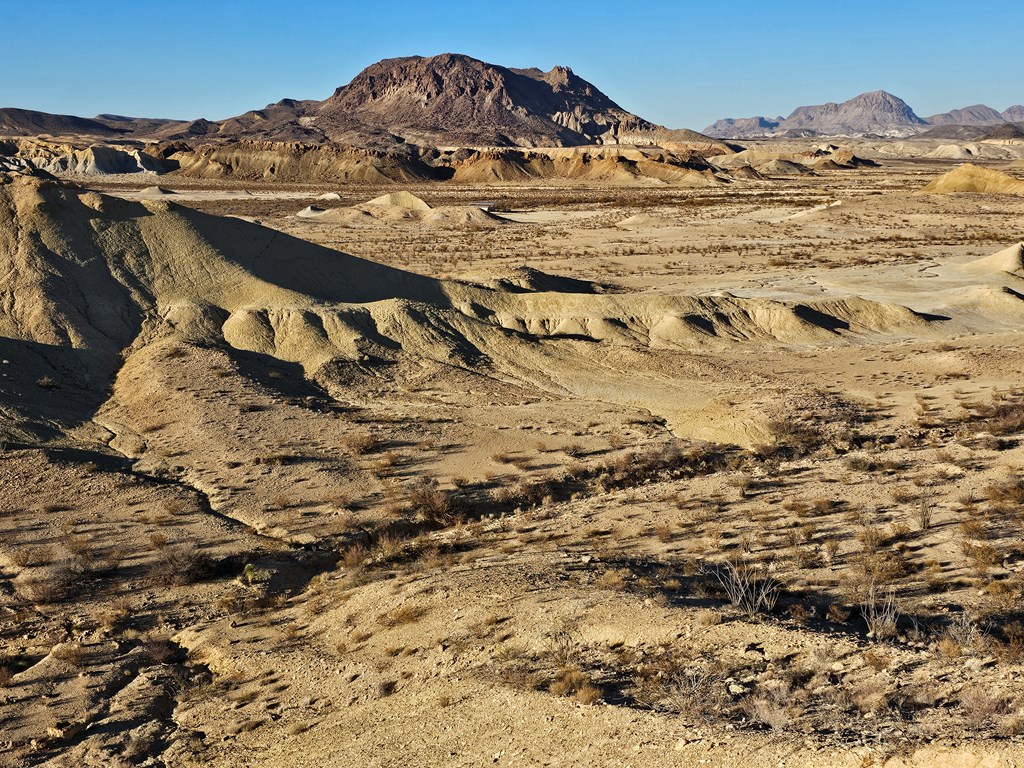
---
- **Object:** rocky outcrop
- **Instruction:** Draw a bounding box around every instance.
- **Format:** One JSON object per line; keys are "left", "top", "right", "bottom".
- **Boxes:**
{"left": 0, "top": 139, "right": 175, "bottom": 175}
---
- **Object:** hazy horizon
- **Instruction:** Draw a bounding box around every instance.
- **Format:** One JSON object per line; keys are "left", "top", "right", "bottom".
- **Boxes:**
{"left": 4, "top": 0, "right": 1022, "bottom": 129}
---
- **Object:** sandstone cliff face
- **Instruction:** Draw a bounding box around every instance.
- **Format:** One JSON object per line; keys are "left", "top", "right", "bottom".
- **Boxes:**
{"left": 0, "top": 139, "right": 175, "bottom": 176}
{"left": 169, "top": 140, "right": 441, "bottom": 183}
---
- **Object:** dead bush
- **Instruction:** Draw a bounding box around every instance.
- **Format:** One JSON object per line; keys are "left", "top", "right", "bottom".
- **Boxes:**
{"left": 151, "top": 542, "right": 214, "bottom": 586}
{"left": 712, "top": 559, "right": 780, "bottom": 618}
{"left": 407, "top": 480, "right": 467, "bottom": 526}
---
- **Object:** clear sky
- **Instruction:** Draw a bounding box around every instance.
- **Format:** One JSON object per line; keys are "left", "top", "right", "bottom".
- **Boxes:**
{"left": 3, "top": 0, "right": 1022, "bottom": 130}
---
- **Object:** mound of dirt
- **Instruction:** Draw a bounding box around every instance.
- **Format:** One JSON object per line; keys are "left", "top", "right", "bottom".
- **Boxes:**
{"left": 462, "top": 266, "right": 605, "bottom": 294}
{"left": 297, "top": 205, "right": 325, "bottom": 218}
{"left": 317, "top": 192, "right": 342, "bottom": 201}
{"left": 365, "top": 190, "right": 432, "bottom": 210}
{"left": 139, "top": 185, "right": 175, "bottom": 197}
{"left": 729, "top": 164, "right": 766, "bottom": 179}
{"left": 921, "top": 163, "right": 1024, "bottom": 195}
{"left": 616, "top": 213, "right": 680, "bottom": 229}
{"left": 758, "top": 159, "right": 813, "bottom": 176}
{"left": 965, "top": 242, "right": 1024, "bottom": 275}
{"left": 926, "top": 144, "right": 976, "bottom": 160}
{"left": 423, "top": 206, "right": 508, "bottom": 228}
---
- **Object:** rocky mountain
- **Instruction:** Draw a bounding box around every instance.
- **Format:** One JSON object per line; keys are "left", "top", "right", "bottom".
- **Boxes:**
{"left": 705, "top": 93, "right": 1024, "bottom": 139}
{"left": 775, "top": 91, "right": 925, "bottom": 137}
{"left": 925, "top": 104, "right": 1007, "bottom": 127}
{"left": 308, "top": 53, "right": 656, "bottom": 147}
{"left": 203, "top": 53, "right": 662, "bottom": 147}
{"left": 702, "top": 116, "right": 782, "bottom": 138}
{"left": 1003, "top": 105, "right": 1024, "bottom": 122}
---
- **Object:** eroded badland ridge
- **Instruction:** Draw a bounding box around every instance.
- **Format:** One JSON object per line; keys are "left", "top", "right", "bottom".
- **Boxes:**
{"left": 2, "top": 52, "right": 1024, "bottom": 768}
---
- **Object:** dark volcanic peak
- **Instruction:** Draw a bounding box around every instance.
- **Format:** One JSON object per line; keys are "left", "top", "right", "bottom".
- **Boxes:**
{"left": 983, "top": 122, "right": 1024, "bottom": 141}
{"left": 915, "top": 124, "right": 989, "bottom": 141}
{"left": 0, "top": 107, "right": 127, "bottom": 138}
{"left": 313, "top": 53, "right": 655, "bottom": 147}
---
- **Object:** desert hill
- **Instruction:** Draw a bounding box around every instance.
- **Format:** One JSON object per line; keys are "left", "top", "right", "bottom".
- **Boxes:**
{"left": 920, "top": 163, "right": 1024, "bottom": 195}
{"left": 925, "top": 104, "right": 1007, "bottom": 127}
{"left": 0, "top": 108, "right": 129, "bottom": 138}
{"left": 0, "top": 172, "right": 947, "bottom": 447}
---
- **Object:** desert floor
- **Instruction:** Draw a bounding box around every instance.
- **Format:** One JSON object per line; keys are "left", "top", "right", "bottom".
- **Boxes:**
{"left": 4, "top": 157, "right": 1024, "bottom": 767}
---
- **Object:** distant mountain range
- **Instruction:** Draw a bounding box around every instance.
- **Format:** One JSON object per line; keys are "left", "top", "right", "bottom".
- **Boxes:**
{"left": 704, "top": 91, "right": 1024, "bottom": 139}
{"left": 0, "top": 53, "right": 717, "bottom": 151}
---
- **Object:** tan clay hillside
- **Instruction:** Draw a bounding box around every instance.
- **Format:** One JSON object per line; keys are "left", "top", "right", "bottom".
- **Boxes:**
{"left": 920, "top": 163, "right": 1024, "bottom": 195}
{"left": 5, "top": 144, "right": 1024, "bottom": 768}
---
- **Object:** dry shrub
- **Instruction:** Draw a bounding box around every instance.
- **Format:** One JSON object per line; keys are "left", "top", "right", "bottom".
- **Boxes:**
{"left": 985, "top": 475, "right": 1024, "bottom": 506}
{"left": 10, "top": 544, "right": 52, "bottom": 569}
{"left": 407, "top": 480, "right": 466, "bottom": 526}
{"left": 633, "top": 656, "right": 727, "bottom": 721}
{"left": 862, "top": 648, "right": 891, "bottom": 672}
{"left": 960, "top": 686, "right": 1007, "bottom": 726}
{"left": 695, "top": 608, "right": 722, "bottom": 626}
{"left": 51, "top": 642, "right": 86, "bottom": 667}
{"left": 574, "top": 681, "right": 603, "bottom": 705}
{"left": 151, "top": 542, "right": 213, "bottom": 586}
{"left": 549, "top": 667, "right": 590, "bottom": 696}
{"left": 372, "top": 533, "right": 405, "bottom": 561}
{"left": 594, "top": 569, "right": 628, "bottom": 590}
{"left": 849, "top": 677, "right": 890, "bottom": 714}
{"left": 713, "top": 559, "right": 780, "bottom": 618}
{"left": 141, "top": 636, "right": 177, "bottom": 665}
{"left": 344, "top": 433, "right": 380, "bottom": 455}
{"left": 861, "top": 584, "right": 900, "bottom": 641}
{"left": 378, "top": 604, "right": 428, "bottom": 628}
{"left": 742, "top": 684, "right": 797, "bottom": 731}
{"left": 19, "top": 564, "right": 77, "bottom": 604}
{"left": 998, "top": 713, "right": 1024, "bottom": 737}
{"left": 826, "top": 604, "right": 851, "bottom": 624}
{"left": 339, "top": 543, "right": 368, "bottom": 569}
{"left": 100, "top": 598, "right": 132, "bottom": 632}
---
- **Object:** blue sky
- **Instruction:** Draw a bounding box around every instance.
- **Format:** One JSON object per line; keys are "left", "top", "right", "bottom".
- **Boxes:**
{"left": 3, "top": 0, "right": 1022, "bottom": 129}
